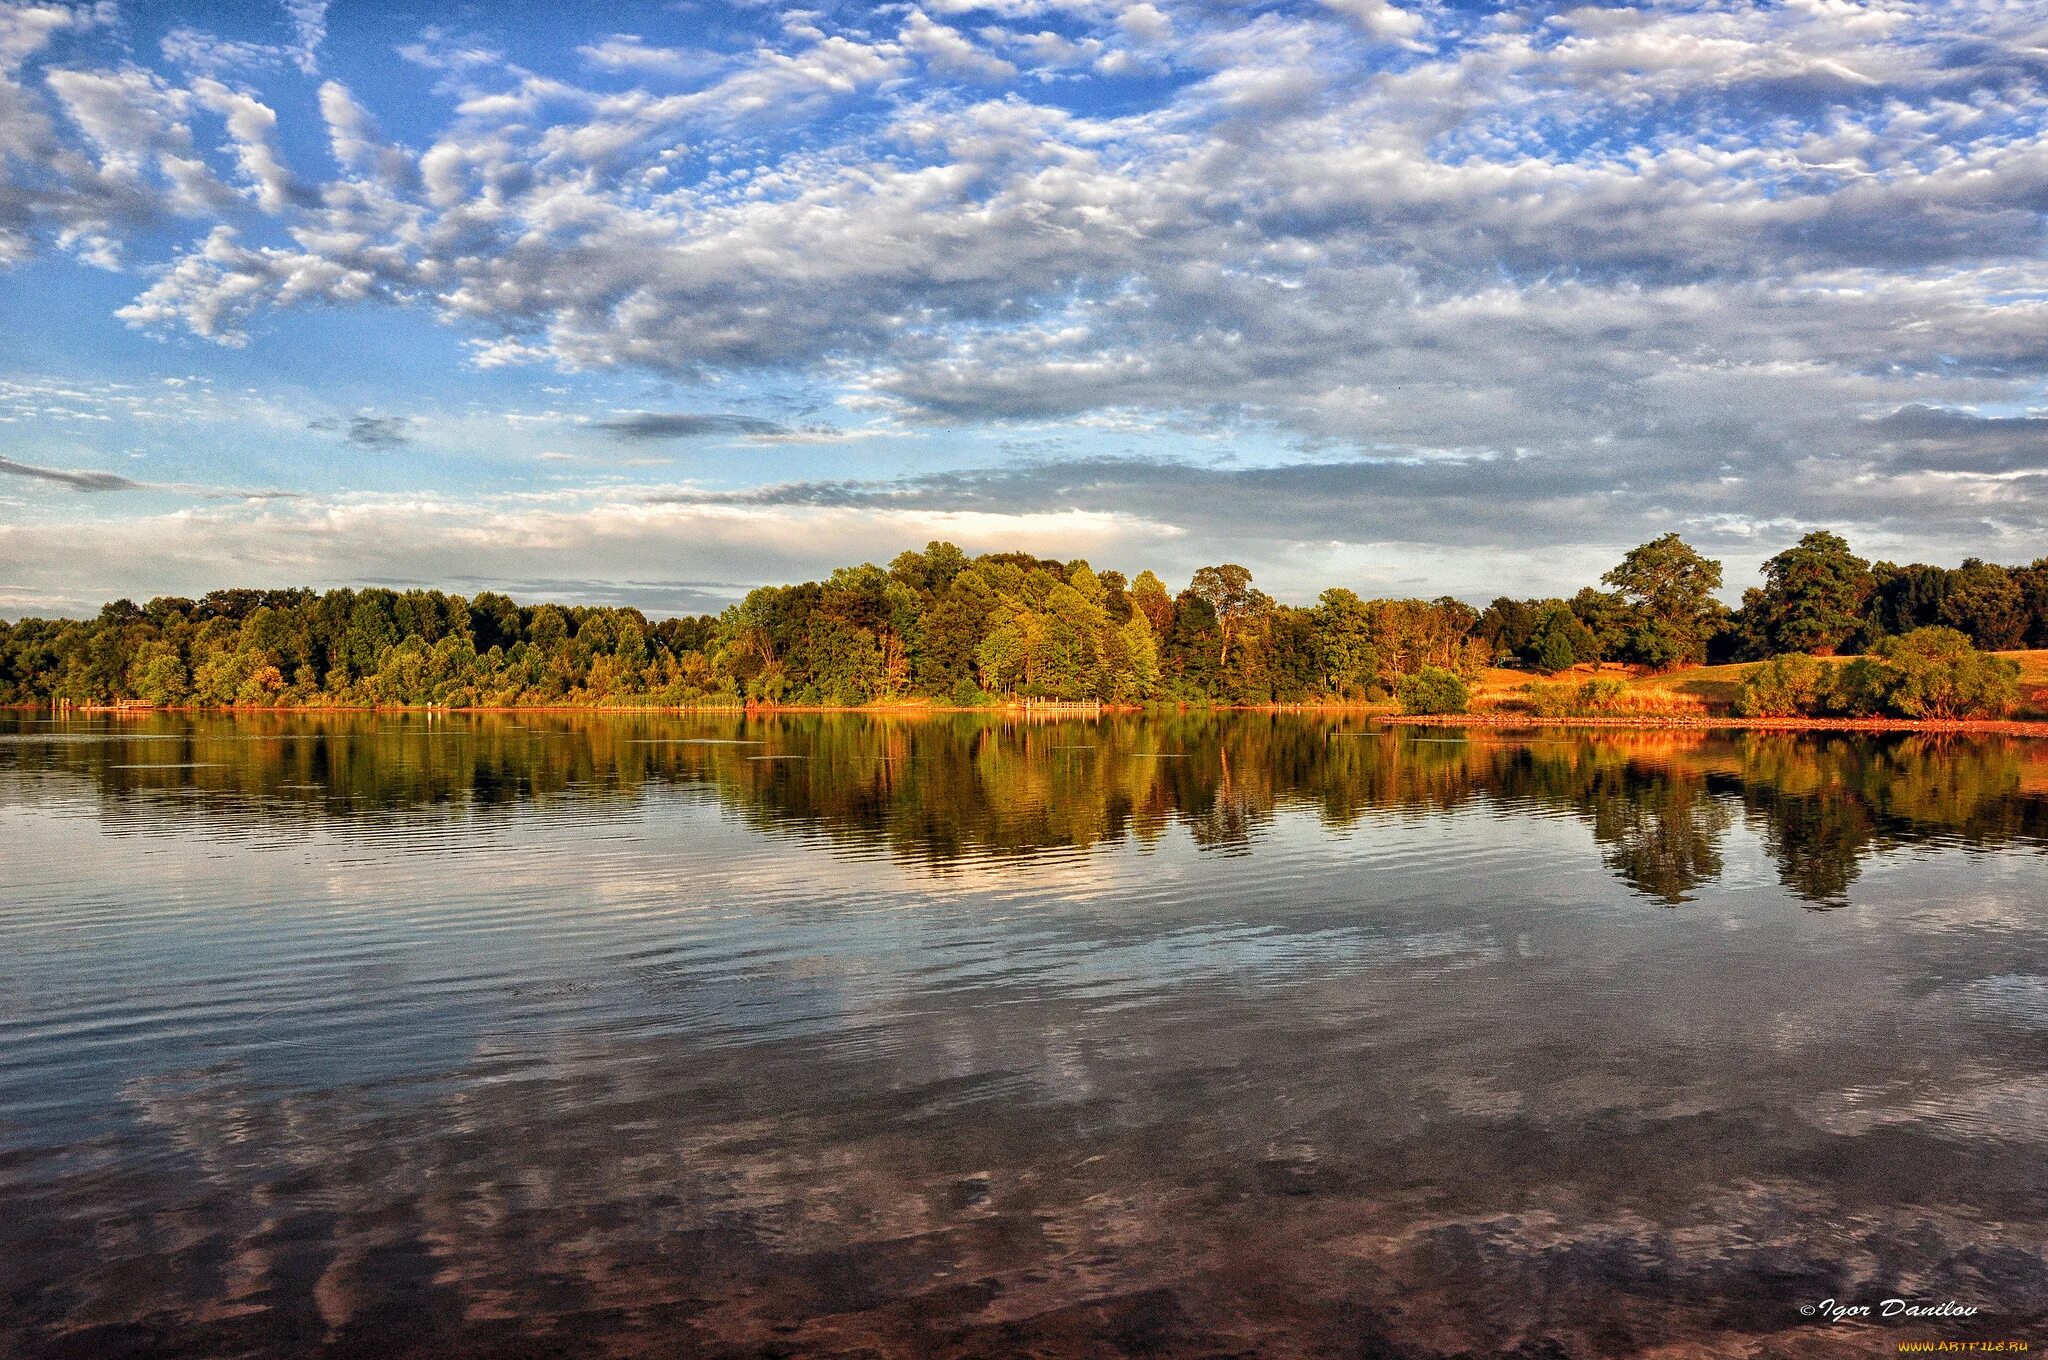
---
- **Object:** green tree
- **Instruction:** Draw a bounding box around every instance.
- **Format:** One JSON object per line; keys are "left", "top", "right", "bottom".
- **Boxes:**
{"left": 2021, "top": 559, "right": 2048, "bottom": 647}
{"left": 1867, "top": 562, "right": 1949, "bottom": 637}
{"left": 1160, "top": 591, "right": 1222, "bottom": 699}
{"left": 1741, "top": 531, "right": 1872, "bottom": 656}
{"left": 1475, "top": 597, "right": 1539, "bottom": 663}
{"left": 888, "top": 540, "right": 968, "bottom": 595}
{"left": 1939, "top": 559, "right": 2026, "bottom": 650}
{"left": 128, "top": 643, "right": 190, "bottom": 706}
{"left": 1832, "top": 627, "right": 2020, "bottom": 719}
{"left": 1187, "top": 564, "right": 1271, "bottom": 670}
{"left": 1128, "top": 570, "right": 1174, "bottom": 638}
{"left": 1524, "top": 601, "right": 1597, "bottom": 673}
{"left": 1312, "top": 588, "right": 1381, "bottom": 696}
{"left": 1568, "top": 587, "right": 1631, "bottom": 662}
{"left": 1102, "top": 609, "right": 1160, "bottom": 701}
{"left": 917, "top": 571, "right": 992, "bottom": 694}
{"left": 1602, "top": 534, "right": 1725, "bottom": 669}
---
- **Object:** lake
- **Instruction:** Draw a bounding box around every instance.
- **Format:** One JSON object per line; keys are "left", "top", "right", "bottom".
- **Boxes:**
{"left": 2, "top": 711, "right": 2046, "bottom": 1358}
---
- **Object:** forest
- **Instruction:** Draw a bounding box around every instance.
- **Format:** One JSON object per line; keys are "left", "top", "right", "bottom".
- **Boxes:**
{"left": 2, "top": 532, "right": 2044, "bottom": 712}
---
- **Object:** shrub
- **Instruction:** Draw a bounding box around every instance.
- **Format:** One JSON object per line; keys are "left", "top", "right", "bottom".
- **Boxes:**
{"left": 1522, "top": 679, "right": 1579, "bottom": 718}
{"left": 1737, "top": 653, "right": 1831, "bottom": 717}
{"left": 1519, "top": 675, "right": 1709, "bottom": 719}
{"left": 1825, "top": 657, "right": 1890, "bottom": 718}
{"left": 1589, "top": 686, "right": 1707, "bottom": 718}
{"left": 1398, "top": 665, "right": 1471, "bottom": 715}
{"left": 1576, "top": 676, "right": 1629, "bottom": 711}
{"left": 1860, "top": 627, "right": 2020, "bottom": 719}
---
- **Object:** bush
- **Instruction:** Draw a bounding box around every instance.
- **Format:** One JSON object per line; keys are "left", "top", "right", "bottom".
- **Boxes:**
{"left": 1576, "top": 676, "right": 1629, "bottom": 711}
{"left": 1589, "top": 686, "right": 1707, "bottom": 718}
{"left": 1747, "top": 628, "right": 2021, "bottom": 720}
{"left": 1858, "top": 627, "right": 2020, "bottom": 720}
{"left": 1825, "top": 657, "right": 1889, "bottom": 718}
{"left": 1398, "top": 665, "right": 1471, "bottom": 715}
{"left": 1522, "top": 679, "right": 1579, "bottom": 718}
{"left": 1737, "top": 653, "right": 1830, "bottom": 717}
{"left": 1519, "top": 675, "right": 1708, "bottom": 719}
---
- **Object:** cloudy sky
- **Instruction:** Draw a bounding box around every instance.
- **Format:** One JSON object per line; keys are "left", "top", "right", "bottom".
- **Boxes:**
{"left": 1, "top": 0, "right": 2045, "bottom": 616}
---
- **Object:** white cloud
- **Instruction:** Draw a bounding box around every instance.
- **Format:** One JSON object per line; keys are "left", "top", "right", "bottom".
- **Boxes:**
{"left": 316, "top": 80, "right": 417, "bottom": 191}
{"left": 0, "top": 1, "right": 111, "bottom": 73}
{"left": 1321, "top": 0, "right": 1424, "bottom": 47}
{"left": 189, "top": 76, "right": 306, "bottom": 212}
{"left": 4, "top": 0, "right": 2048, "bottom": 598}
{"left": 0, "top": 489, "right": 1183, "bottom": 615}
{"left": 282, "top": 0, "right": 326, "bottom": 74}
{"left": 577, "top": 35, "right": 711, "bottom": 78}
{"left": 899, "top": 9, "right": 1018, "bottom": 82}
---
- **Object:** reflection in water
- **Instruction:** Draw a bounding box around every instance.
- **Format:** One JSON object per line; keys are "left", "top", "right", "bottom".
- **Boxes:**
{"left": 1, "top": 712, "right": 2046, "bottom": 1357}
{"left": 6, "top": 712, "right": 2043, "bottom": 907}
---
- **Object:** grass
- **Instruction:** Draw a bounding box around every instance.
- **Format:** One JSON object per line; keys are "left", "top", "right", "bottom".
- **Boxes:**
{"left": 2012, "top": 650, "right": 2048, "bottom": 719}
{"left": 1472, "top": 651, "right": 2048, "bottom": 720}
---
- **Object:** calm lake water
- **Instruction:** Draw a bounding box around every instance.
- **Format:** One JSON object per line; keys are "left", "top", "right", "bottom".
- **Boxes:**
{"left": 2, "top": 711, "right": 2046, "bottom": 1358}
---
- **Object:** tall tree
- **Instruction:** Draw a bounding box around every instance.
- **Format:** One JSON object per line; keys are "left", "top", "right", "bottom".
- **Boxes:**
{"left": 1602, "top": 534, "right": 1725, "bottom": 669}
{"left": 1129, "top": 570, "right": 1174, "bottom": 638}
{"left": 1867, "top": 562, "right": 1949, "bottom": 636}
{"left": 1525, "top": 601, "right": 1596, "bottom": 673}
{"left": 1311, "top": 588, "right": 1380, "bottom": 696}
{"left": 2021, "top": 559, "right": 2048, "bottom": 648}
{"left": 1187, "top": 564, "right": 1272, "bottom": 669}
{"left": 1568, "top": 587, "right": 1630, "bottom": 662}
{"left": 1740, "top": 530, "right": 1872, "bottom": 656}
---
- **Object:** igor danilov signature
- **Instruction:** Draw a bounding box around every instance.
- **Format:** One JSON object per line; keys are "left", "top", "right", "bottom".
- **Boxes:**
{"left": 1801, "top": 1298, "right": 1982, "bottom": 1323}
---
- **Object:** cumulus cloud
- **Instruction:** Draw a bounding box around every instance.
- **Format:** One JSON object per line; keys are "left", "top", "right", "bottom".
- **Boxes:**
{"left": 898, "top": 9, "right": 1018, "bottom": 82}
{"left": 1319, "top": 0, "right": 1423, "bottom": 47}
{"left": 5, "top": 0, "right": 2048, "bottom": 607}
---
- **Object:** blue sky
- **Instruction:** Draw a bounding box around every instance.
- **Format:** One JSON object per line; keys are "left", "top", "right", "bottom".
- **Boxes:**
{"left": 2, "top": 0, "right": 2047, "bottom": 616}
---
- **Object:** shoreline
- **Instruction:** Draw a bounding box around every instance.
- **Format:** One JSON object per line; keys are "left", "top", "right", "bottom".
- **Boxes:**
{"left": 17, "top": 701, "right": 2048, "bottom": 735}
{"left": 1383, "top": 712, "right": 2048, "bottom": 736}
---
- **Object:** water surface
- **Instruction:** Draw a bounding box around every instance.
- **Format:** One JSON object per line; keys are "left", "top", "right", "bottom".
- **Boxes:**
{"left": 3, "top": 712, "right": 2046, "bottom": 1357}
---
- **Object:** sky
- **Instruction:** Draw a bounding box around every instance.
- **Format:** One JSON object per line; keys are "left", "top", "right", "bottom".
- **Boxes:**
{"left": 1, "top": 0, "right": 2046, "bottom": 618}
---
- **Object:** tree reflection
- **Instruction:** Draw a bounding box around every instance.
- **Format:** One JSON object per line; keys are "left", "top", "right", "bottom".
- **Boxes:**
{"left": 4, "top": 713, "right": 2044, "bottom": 908}
{"left": 1585, "top": 765, "right": 1732, "bottom": 905}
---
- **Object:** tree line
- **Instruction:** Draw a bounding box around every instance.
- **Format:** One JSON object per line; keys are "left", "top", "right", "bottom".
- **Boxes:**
{"left": 2, "top": 534, "right": 2044, "bottom": 710}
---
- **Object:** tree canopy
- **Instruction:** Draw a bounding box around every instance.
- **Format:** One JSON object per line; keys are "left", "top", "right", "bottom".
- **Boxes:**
{"left": 1601, "top": 532, "right": 1726, "bottom": 669}
{"left": 1740, "top": 531, "right": 1872, "bottom": 657}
